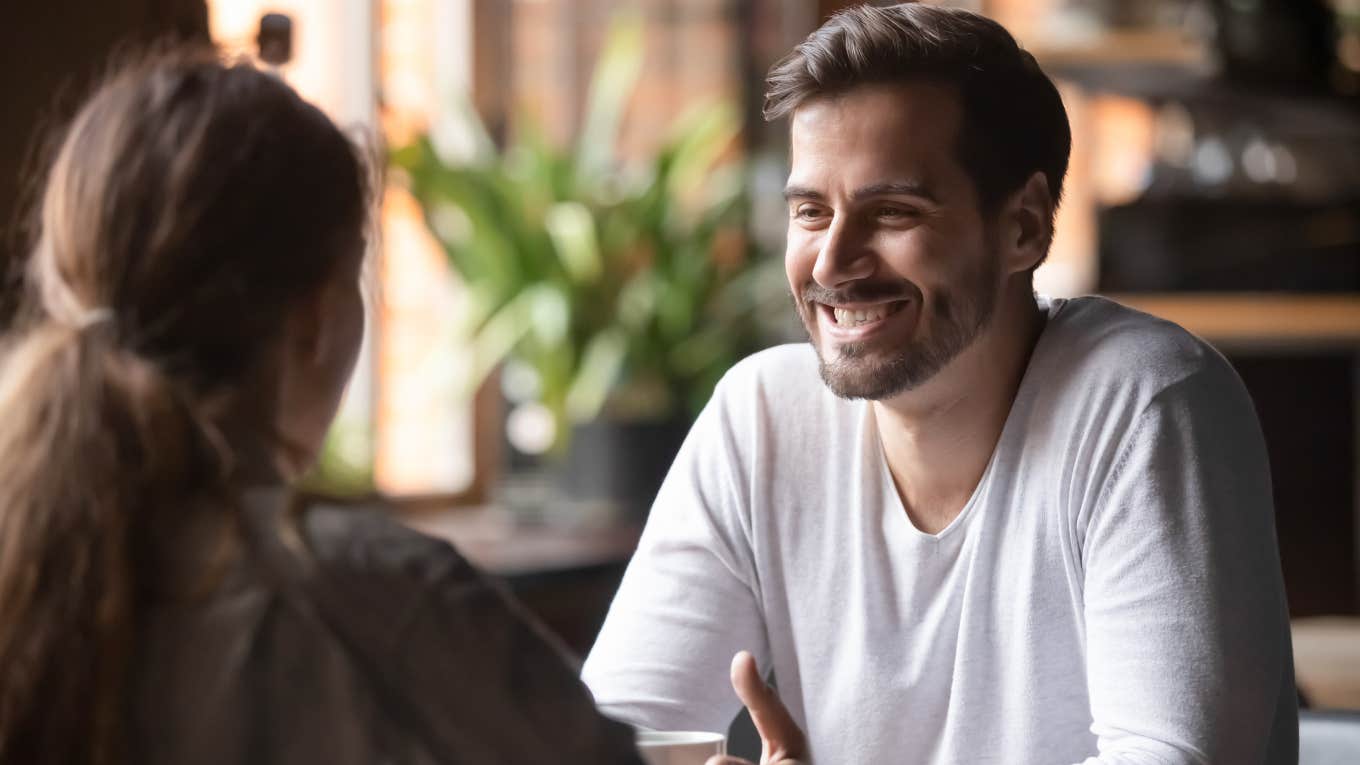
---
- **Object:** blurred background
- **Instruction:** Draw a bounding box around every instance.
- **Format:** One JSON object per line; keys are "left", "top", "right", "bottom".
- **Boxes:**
{"left": 3, "top": 0, "right": 1359, "bottom": 733}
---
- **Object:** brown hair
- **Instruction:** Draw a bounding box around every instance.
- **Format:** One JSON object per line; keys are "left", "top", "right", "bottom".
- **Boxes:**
{"left": 0, "top": 50, "right": 370, "bottom": 762}
{"left": 765, "top": 2, "right": 1071, "bottom": 218}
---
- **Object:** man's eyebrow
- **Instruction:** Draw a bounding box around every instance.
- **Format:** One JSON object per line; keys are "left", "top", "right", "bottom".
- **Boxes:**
{"left": 781, "top": 182, "right": 940, "bottom": 204}
{"left": 782, "top": 185, "right": 824, "bottom": 201}
{"left": 851, "top": 182, "right": 939, "bottom": 204}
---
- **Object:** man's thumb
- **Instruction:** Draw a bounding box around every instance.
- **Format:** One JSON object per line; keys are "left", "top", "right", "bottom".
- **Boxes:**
{"left": 729, "top": 651, "right": 805, "bottom": 760}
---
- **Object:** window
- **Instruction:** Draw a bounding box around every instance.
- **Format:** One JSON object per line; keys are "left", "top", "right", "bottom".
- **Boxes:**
{"left": 207, "top": 0, "right": 482, "bottom": 499}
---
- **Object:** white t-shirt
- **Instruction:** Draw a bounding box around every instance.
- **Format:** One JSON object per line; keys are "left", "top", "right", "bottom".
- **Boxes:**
{"left": 583, "top": 296, "right": 1297, "bottom": 764}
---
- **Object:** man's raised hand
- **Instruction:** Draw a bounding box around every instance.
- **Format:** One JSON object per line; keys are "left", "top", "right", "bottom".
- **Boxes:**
{"left": 704, "top": 651, "right": 808, "bottom": 765}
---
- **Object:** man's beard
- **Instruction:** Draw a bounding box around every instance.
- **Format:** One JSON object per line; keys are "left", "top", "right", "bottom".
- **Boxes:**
{"left": 798, "top": 254, "right": 999, "bottom": 401}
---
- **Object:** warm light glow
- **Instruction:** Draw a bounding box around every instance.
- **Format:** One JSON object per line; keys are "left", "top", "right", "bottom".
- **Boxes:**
{"left": 373, "top": 186, "right": 474, "bottom": 492}
{"left": 1090, "top": 95, "right": 1156, "bottom": 207}
{"left": 1035, "top": 82, "right": 1098, "bottom": 297}
{"left": 207, "top": 0, "right": 350, "bottom": 121}
{"left": 207, "top": 1, "right": 264, "bottom": 48}
{"left": 375, "top": 0, "right": 477, "bottom": 494}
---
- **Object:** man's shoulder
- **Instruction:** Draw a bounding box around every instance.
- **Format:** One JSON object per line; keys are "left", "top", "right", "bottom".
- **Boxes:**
{"left": 725, "top": 342, "right": 821, "bottom": 382}
{"left": 693, "top": 343, "right": 854, "bottom": 453}
{"left": 1041, "top": 295, "right": 1236, "bottom": 400}
{"left": 713, "top": 343, "right": 829, "bottom": 408}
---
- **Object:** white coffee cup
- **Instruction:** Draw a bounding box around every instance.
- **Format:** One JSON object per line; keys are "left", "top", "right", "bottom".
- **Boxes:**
{"left": 635, "top": 730, "right": 727, "bottom": 765}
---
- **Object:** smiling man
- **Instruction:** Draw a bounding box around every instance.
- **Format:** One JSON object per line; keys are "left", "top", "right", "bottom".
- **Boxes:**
{"left": 582, "top": 5, "right": 1297, "bottom": 764}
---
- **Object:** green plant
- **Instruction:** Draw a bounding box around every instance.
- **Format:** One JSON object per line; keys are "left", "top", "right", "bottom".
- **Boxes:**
{"left": 390, "top": 16, "right": 782, "bottom": 453}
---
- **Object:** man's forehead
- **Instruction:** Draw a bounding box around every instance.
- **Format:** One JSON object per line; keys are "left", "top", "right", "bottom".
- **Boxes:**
{"left": 786, "top": 81, "right": 962, "bottom": 193}
{"left": 789, "top": 80, "right": 961, "bottom": 137}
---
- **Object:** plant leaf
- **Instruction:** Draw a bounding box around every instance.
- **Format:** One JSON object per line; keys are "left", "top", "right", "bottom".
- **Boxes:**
{"left": 544, "top": 201, "right": 603, "bottom": 284}
{"left": 666, "top": 101, "right": 741, "bottom": 204}
{"left": 576, "top": 12, "right": 645, "bottom": 184}
{"left": 430, "top": 94, "right": 499, "bottom": 167}
{"left": 466, "top": 291, "right": 535, "bottom": 395}
{"left": 565, "top": 329, "right": 628, "bottom": 421}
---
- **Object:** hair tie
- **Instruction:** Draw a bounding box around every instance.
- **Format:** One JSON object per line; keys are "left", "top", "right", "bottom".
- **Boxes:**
{"left": 74, "top": 307, "right": 116, "bottom": 331}
{"left": 32, "top": 251, "right": 117, "bottom": 332}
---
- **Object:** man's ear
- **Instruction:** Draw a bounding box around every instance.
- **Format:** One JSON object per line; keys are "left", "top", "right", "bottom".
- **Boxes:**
{"left": 1001, "top": 171, "right": 1054, "bottom": 276}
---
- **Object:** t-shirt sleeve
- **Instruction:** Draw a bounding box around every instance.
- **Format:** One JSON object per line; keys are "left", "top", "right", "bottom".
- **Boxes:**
{"left": 582, "top": 373, "right": 769, "bottom": 734}
{"left": 1075, "top": 368, "right": 1297, "bottom": 764}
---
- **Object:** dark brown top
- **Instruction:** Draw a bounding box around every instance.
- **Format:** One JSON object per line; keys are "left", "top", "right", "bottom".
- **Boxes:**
{"left": 132, "top": 491, "right": 643, "bottom": 764}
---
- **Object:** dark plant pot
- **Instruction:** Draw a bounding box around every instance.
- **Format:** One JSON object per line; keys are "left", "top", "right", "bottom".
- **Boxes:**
{"left": 560, "top": 418, "right": 690, "bottom": 522}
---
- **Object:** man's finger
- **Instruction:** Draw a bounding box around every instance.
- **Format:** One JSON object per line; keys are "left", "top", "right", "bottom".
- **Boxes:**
{"left": 729, "top": 651, "right": 807, "bottom": 761}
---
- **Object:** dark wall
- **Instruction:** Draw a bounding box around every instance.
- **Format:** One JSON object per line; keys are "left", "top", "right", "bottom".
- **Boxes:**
{"left": 1233, "top": 353, "right": 1358, "bottom": 615}
{"left": 0, "top": 0, "right": 209, "bottom": 323}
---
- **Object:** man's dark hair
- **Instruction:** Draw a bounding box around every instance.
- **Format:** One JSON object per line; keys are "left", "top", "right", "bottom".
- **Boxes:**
{"left": 765, "top": 3, "right": 1071, "bottom": 219}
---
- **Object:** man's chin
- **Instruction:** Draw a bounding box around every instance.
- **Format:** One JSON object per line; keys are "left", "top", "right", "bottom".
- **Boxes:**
{"left": 814, "top": 344, "right": 918, "bottom": 401}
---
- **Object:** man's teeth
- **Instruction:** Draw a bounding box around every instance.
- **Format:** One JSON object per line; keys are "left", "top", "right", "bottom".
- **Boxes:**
{"left": 833, "top": 304, "right": 897, "bottom": 326}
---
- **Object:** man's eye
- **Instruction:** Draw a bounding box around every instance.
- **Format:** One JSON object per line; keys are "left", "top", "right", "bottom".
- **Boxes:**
{"left": 877, "top": 207, "right": 913, "bottom": 219}
{"left": 795, "top": 207, "right": 827, "bottom": 221}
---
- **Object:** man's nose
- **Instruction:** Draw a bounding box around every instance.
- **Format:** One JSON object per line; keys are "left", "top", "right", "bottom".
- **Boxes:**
{"left": 811, "top": 216, "right": 875, "bottom": 289}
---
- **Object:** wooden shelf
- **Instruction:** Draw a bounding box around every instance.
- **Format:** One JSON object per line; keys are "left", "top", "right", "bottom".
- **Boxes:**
{"left": 1293, "top": 617, "right": 1360, "bottom": 709}
{"left": 1032, "top": 30, "right": 1209, "bottom": 71}
{"left": 1104, "top": 293, "right": 1360, "bottom": 350}
{"left": 401, "top": 505, "right": 640, "bottom": 578}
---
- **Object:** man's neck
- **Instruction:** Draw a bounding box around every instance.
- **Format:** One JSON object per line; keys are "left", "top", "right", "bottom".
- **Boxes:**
{"left": 873, "top": 288, "right": 1045, "bottom": 534}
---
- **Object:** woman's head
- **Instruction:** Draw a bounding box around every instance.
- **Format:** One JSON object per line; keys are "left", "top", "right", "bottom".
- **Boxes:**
{"left": 0, "top": 50, "right": 371, "bottom": 762}
{"left": 32, "top": 49, "right": 370, "bottom": 476}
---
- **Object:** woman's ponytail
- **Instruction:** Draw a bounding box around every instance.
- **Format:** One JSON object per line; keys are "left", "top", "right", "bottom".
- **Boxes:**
{"left": 0, "top": 319, "right": 225, "bottom": 763}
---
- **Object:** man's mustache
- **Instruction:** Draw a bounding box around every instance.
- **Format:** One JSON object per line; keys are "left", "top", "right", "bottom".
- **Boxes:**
{"left": 797, "top": 281, "right": 918, "bottom": 308}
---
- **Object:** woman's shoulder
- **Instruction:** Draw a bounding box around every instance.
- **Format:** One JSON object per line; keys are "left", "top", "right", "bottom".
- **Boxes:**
{"left": 286, "top": 501, "right": 646, "bottom": 763}
{"left": 298, "top": 501, "right": 474, "bottom": 586}
{"left": 286, "top": 501, "right": 501, "bottom": 649}
{"left": 238, "top": 494, "right": 490, "bottom": 651}
{"left": 233, "top": 493, "right": 643, "bottom": 763}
